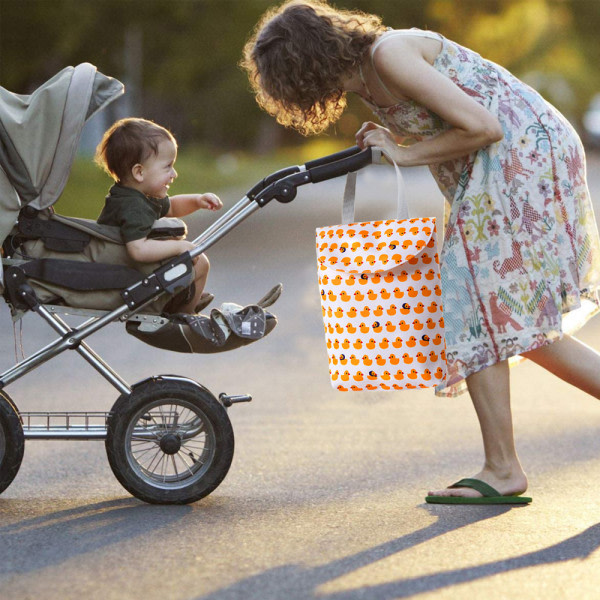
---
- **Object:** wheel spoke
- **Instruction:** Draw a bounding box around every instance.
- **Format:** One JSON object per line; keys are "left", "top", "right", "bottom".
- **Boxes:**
{"left": 183, "top": 449, "right": 204, "bottom": 466}
{"left": 116, "top": 391, "right": 227, "bottom": 496}
{"left": 176, "top": 450, "right": 197, "bottom": 475}
{"left": 145, "top": 445, "right": 166, "bottom": 474}
{"left": 131, "top": 444, "right": 159, "bottom": 461}
{"left": 131, "top": 428, "right": 162, "bottom": 440}
{"left": 157, "top": 405, "right": 168, "bottom": 431}
{"left": 170, "top": 455, "right": 179, "bottom": 479}
{"left": 161, "top": 452, "right": 168, "bottom": 482}
{"left": 146, "top": 411, "right": 164, "bottom": 431}
{"left": 173, "top": 404, "right": 181, "bottom": 428}
{"left": 181, "top": 438, "right": 207, "bottom": 450}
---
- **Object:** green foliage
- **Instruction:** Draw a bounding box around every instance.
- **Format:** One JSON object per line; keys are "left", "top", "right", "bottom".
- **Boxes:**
{"left": 426, "top": 0, "right": 600, "bottom": 123}
{"left": 56, "top": 140, "right": 347, "bottom": 219}
{"left": 1, "top": 0, "right": 599, "bottom": 151}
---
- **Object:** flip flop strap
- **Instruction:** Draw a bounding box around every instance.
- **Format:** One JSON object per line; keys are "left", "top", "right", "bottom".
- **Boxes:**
{"left": 449, "top": 478, "right": 501, "bottom": 497}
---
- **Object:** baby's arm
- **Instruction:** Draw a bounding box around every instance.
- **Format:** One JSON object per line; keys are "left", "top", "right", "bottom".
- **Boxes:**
{"left": 126, "top": 238, "right": 195, "bottom": 263}
{"left": 167, "top": 193, "right": 222, "bottom": 217}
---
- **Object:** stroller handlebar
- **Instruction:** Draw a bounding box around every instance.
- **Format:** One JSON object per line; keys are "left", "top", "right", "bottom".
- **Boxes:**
{"left": 307, "top": 146, "right": 373, "bottom": 183}
{"left": 191, "top": 145, "right": 381, "bottom": 254}
{"left": 249, "top": 146, "right": 376, "bottom": 207}
{"left": 245, "top": 146, "right": 371, "bottom": 200}
{"left": 246, "top": 165, "right": 301, "bottom": 200}
{"left": 304, "top": 145, "right": 363, "bottom": 169}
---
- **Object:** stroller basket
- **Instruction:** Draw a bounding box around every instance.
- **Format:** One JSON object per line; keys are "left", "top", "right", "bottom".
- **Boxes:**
{"left": 20, "top": 411, "right": 111, "bottom": 439}
{"left": 20, "top": 409, "right": 184, "bottom": 440}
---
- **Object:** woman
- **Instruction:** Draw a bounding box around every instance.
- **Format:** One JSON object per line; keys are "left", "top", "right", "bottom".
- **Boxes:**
{"left": 241, "top": 0, "right": 600, "bottom": 503}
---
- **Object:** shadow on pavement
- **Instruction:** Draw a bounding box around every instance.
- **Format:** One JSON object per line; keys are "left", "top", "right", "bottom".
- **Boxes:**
{"left": 196, "top": 507, "right": 600, "bottom": 600}
{"left": 0, "top": 497, "right": 192, "bottom": 575}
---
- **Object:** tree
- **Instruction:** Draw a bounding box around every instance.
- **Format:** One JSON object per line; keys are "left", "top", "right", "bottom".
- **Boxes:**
{"left": 1, "top": 0, "right": 599, "bottom": 150}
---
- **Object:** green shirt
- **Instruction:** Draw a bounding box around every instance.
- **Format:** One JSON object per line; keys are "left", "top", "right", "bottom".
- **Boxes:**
{"left": 97, "top": 184, "right": 171, "bottom": 242}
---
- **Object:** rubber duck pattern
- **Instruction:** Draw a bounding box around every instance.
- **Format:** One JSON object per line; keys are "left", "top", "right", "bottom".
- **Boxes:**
{"left": 317, "top": 217, "right": 447, "bottom": 391}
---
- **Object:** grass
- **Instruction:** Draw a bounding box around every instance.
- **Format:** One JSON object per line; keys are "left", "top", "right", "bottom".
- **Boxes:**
{"left": 55, "top": 138, "right": 349, "bottom": 219}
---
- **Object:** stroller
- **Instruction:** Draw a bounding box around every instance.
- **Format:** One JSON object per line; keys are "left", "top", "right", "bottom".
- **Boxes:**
{"left": 0, "top": 63, "right": 376, "bottom": 504}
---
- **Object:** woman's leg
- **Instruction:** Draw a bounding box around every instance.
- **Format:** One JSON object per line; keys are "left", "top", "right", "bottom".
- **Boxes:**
{"left": 430, "top": 334, "right": 600, "bottom": 497}
{"left": 428, "top": 359, "right": 528, "bottom": 497}
{"left": 522, "top": 334, "right": 600, "bottom": 399}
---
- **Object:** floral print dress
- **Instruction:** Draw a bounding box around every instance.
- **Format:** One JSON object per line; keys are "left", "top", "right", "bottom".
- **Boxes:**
{"left": 360, "top": 29, "right": 600, "bottom": 396}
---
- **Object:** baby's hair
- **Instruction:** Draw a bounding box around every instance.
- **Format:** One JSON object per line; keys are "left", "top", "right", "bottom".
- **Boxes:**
{"left": 95, "top": 117, "right": 177, "bottom": 182}
{"left": 241, "top": 0, "right": 385, "bottom": 135}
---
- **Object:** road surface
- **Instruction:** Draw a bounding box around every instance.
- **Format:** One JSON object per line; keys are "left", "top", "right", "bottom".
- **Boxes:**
{"left": 1, "top": 157, "right": 600, "bottom": 599}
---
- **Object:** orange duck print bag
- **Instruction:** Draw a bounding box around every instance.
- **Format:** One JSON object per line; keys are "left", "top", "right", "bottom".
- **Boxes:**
{"left": 316, "top": 166, "right": 447, "bottom": 392}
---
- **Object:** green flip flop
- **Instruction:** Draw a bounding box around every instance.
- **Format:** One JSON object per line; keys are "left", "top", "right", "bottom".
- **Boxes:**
{"left": 425, "top": 478, "right": 532, "bottom": 505}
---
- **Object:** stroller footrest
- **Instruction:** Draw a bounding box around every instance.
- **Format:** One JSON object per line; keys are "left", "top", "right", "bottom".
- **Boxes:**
{"left": 126, "top": 299, "right": 278, "bottom": 353}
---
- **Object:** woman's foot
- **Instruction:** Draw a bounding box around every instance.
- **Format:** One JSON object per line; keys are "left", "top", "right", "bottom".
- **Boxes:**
{"left": 428, "top": 466, "right": 528, "bottom": 498}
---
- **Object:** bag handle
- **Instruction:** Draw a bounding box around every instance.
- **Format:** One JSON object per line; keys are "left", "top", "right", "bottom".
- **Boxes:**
{"left": 341, "top": 149, "right": 408, "bottom": 224}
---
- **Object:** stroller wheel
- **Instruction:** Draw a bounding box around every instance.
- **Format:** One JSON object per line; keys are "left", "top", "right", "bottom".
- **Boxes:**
{"left": 0, "top": 391, "right": 25, "bottom": 495}
{"left": 105, "top": 377, "right": 234, "bottom": 505}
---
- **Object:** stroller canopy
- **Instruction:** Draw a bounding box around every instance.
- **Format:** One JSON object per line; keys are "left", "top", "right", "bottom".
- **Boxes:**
{"left": 0, "top": 63, "right": 124, "bottom": 288}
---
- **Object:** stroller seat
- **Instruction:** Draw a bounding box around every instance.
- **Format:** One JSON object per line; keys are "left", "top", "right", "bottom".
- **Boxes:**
{"left": 5, "top": 206, "right": 280, "bottom": 354}
{"left": 0, "top": 63, "right": 279, "bottom": 355}
{"left": 9, "top": 206, "right": 188, "bottom": 313}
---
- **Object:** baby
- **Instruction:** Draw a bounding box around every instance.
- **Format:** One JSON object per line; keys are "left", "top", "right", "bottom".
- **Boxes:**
{"left": 95, "top": 117, "right": 222, "bottom": 313}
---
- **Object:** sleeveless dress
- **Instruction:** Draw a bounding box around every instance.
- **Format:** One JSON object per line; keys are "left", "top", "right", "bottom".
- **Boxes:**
{"left": 359, "top": 29, "right": 600, "bottom": 396}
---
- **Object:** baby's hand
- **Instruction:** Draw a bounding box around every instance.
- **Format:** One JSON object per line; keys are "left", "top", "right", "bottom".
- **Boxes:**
{"left": 197, "top": 193, "right": 222, "bottom": 211}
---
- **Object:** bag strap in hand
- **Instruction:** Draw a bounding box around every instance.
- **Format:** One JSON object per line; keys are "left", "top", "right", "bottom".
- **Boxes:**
{"left": 341, "top": 150, "right": 408, "bottom": 224}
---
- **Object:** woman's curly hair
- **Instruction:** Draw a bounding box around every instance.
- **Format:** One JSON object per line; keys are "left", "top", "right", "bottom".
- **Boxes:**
{"left": 240, "top": 0, "right": 386, "bottom": 136}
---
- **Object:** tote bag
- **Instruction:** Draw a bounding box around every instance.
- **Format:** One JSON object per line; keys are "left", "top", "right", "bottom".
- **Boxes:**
{"left": 316, "top": 164, "right": 446, "bottom": 391}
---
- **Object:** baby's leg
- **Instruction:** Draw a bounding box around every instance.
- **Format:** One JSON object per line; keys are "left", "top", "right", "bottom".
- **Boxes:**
{"left": 178, "top": 253, "right": 210, "bottom": 314}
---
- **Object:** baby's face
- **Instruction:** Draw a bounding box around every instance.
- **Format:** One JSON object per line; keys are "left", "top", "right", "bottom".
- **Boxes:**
{"left": 140, "top": 139, "right": 178, "bottom": 198}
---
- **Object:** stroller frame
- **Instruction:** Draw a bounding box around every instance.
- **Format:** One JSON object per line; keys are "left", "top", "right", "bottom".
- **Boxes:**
{"left": 0, "top": 141, "right": 377, "bottom": 504}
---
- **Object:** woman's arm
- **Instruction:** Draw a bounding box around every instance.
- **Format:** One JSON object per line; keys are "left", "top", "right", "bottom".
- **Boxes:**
{"left": 167, "top": 193, "right": 222, "bottom": 217}
{"left": 356, "top": 38, "right": 503, "bottom": 166}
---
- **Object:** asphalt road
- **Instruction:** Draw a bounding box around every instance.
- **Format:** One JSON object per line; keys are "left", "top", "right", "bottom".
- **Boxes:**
{"left": 2, "top": 157, "right": 600, "bottom": 599}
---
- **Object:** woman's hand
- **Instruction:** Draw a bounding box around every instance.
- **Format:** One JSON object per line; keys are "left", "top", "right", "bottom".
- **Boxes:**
{"left": 353, "top": 40, "right": 503, "bottom": 167}
{"left": 356, "top": 121, "right": 408, "bottom": 165}
{"left": 355, "top": 121, "right": 380, "bottom": 149}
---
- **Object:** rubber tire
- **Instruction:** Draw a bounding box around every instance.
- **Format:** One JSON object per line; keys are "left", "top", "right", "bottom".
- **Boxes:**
{"left": 0, "top": 390, "right": 25, "bottom": 495}
{"left": 105, "top": 377, "right": 234, "bottom": 504}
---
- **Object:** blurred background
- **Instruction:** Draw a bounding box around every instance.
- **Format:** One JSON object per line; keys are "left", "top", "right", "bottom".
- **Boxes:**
{"left": 1, "top": 0, "right": 600, "bottom": 217}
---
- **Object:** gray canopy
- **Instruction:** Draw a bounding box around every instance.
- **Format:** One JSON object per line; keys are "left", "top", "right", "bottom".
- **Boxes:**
{"left": 0, "top": 63, "right": 124, "bottom": 288}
